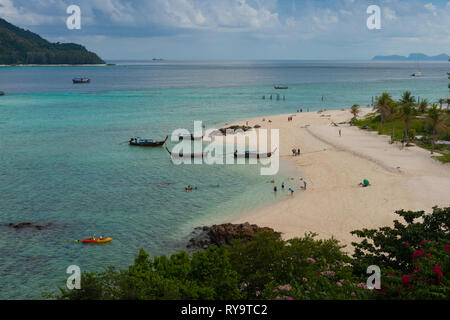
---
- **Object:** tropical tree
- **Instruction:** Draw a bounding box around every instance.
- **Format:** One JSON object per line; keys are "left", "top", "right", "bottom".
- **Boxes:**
{"left": 418, "top": 99, "right": 429, "bottom": 113}
{"left": 427, "top": 104, "right": 448, "bottom": 154}
{"left": 350, "top": 104, "right": 360, "bottom": 122}
{"left": 447, "top": 98, "right": 450, "bottom": 111}
{"left": 400, "top": 91, "right": 416, "bottom": 107}
{"left": 438, "top": 98, "right": 445, "bottom": 110}
{"left": 399, "top": 92, "right": 416, "bottom": 146}
{"left": 388, "top": 101, "right": 399, "bottom": 143}
{"left": 374, "top": 92, "right": 393, "bottom": 133}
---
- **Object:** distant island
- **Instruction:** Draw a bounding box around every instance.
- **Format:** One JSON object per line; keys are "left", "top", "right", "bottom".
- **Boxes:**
{"left": 372, "top": 53, "right": 450, "bottom": 61}
{"left": 0, "top": 18, "right": 105, "bottom": 65}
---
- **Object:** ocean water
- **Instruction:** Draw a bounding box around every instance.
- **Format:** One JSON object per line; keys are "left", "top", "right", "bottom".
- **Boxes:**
{"left": 0, "top": 61, "right": 448, "bottom": 299}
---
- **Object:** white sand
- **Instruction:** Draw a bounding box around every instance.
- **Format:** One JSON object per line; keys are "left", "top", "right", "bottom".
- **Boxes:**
{"left": 228, "top": 108, "right": 450, "bottom": 248}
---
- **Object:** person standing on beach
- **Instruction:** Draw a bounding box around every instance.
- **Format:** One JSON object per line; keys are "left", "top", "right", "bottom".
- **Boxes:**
{"left": 289, "top": 188, "right": 294, "bottom": 196}
{"left": 339, "top": 129, "right": 342, "bottom": 137}
{"left": 297, "top": 148, "right": 301, "bottom": 156}
{"left": 303, "top": 181, "right": 307, "bottom": 190}
{"left": 274, "top": 186, "right": 278, "bottom": 192}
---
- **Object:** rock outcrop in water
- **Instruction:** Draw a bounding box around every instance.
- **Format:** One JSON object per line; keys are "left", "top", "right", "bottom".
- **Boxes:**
{"left": 8, "top": 222, "right": 53, "bottom": 230}
{"left": 209, "top": 125, "right": 253, "bottom": 136}
{"left": 187, "top": 222, "right": 279, "bottom": 249}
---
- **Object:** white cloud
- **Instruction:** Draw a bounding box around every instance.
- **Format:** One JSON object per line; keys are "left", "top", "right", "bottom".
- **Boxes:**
{"left": 424, "top": 3, "right": 437, "bottom": 16}
{"left": 0, "top": 0, "right": 56, "bottom": 25}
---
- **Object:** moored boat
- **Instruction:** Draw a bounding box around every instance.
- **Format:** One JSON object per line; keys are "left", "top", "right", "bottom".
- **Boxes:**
{"left": 129, "top": 136, "right": 168, "bottom": 147}
{"left": 72, "top": 77, "right": 91, "bottom": 84}
{"left": 234, "top": 148, "right": 277, "bottom": 159}
{"left": 165, "top": 147, "right": 209, "bottom": 159}
{"left": 274, "top": 85, "right": 288, "bottom": 89}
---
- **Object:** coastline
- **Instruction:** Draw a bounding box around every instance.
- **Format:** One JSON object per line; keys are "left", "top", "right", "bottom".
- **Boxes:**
{"left": 0, "top": 64, "right": 108, "bottom": 67}
{"left": 227, "top": 108, "right": 450, "bottom": 249}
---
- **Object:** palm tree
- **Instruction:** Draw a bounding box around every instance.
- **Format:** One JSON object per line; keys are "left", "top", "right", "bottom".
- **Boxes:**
{"left": 374, "top": 92, "right": 392, "bottom": 133}
{"left": 350, "top": 104, "right": 360, "bottom": 122}
{"left": 447, "top": 98, "right": 450, "bottom": 111}
{"left": 400, "top": 91, "right": 416, "bottom": 106}
{"left": 427, "top": 104, "right": 447, "bottom": 154}
{"left": 399, "top": 91, "right": 416, "bottom": 146}
{"left": 388, "top": 101, "right": 399, "bottom": 143}
{"left": 418, "top": 99, "right": 428, "bottom": 113}
{"left": 438, "top": 98, "right": 445, "bottom": 110}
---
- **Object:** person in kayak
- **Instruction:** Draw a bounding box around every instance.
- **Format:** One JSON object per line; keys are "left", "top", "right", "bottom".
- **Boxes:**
{"left": 90, "top": 235, "right": 95, "bottom": 240}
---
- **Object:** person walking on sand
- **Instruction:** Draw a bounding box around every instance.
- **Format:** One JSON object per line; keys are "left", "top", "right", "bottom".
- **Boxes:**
{"left": 289, "top": 188, "right": 294, "bottom": 196}
{"left": 339, "top": 129, "right": 342, "bottom": 137}
{"left": 274, "top": 186, "right": 278, "bottom": 192}
{"left": 303, "top": 181, "right": 307, "bottom": 190}
{"left": 297, "top": 148, "right": 301, "bottom": 156}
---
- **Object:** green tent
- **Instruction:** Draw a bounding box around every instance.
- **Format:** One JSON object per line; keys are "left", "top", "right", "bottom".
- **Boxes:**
{"left": 363, "top": 179, "right": 370, "bottom": 187}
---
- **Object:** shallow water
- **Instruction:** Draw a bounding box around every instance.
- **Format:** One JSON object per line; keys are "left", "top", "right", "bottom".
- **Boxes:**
{"left": 0, "top": 61, "right": 448, "bottom": 299}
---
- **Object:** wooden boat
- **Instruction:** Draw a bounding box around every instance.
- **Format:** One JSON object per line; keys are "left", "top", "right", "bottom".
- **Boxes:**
{"left": 165, "top": 147, "right": 209, "bottom": 159}
{"left": 274, "top": 85, "right": 288, "bottom": 90}
{"left": 178, "top": 134, "right": 204, "bottom": 141}
{"left": 129, "top": 136, "right": 168, "bottom": 147}
{"left": 234, "top": 148, "right": 277, "bottom": 159}
{"left": 73, "top": 77, "right": 91, "bottom": 84}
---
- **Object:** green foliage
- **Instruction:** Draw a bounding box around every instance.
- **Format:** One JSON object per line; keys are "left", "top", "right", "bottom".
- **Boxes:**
{"left": 351, "top": 207, "right": 450, "bottom": 274}
{"left": 49, "top": 208, "right": 449, "bottom": 300}
{"left": 0, "top": 18, "right": 105, "bottom": 65}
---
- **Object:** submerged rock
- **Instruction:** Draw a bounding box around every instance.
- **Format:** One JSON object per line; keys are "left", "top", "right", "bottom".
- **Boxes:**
{"left": 8, "top": 222, "right": 53, "bottom": 230}
{"left": 187, "top": 222, "right": 279, "bottom": 249}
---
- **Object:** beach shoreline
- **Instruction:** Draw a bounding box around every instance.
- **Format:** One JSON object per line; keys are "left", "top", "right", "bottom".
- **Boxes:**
{"left": 225, "top": 108, "right": 450, "bottom": 249}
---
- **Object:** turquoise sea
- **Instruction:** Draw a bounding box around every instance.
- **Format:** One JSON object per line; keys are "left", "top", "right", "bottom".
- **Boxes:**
{"left": 0, "top": 61, "right": 448, "bottom": 299}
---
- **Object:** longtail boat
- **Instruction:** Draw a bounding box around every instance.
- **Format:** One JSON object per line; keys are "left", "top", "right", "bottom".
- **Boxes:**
{"left": 129, "top": 136, "right": 168, "bottom": 147}
{"left": 178, "top": 134, "right": 204, "bottom": 141}
{"left": 234, "top": 148, "right": 277, "bottom": 159}
{"left": 165, "top": 147, "right": 209, "bottom": 159}
{"left": 73, "top": 77, "right": 90, "bottom": 84}
{"left": 274, "top": 85, "right": 288, "bottom": 89}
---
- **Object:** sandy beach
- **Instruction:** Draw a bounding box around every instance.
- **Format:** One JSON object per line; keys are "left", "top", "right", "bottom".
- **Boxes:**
{"left": 229, "top": 108, "right": 450, "bottom": 248}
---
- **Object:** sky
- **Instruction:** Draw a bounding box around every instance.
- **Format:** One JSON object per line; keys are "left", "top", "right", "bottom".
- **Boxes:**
{"left": 0, "top": 0, "right": 449, "bottom": 60}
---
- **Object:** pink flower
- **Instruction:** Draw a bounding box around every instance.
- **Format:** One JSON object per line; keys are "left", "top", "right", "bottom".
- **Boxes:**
{"left": 445, "top": 244, "right": 450, "bottom": 252}
{"left": 302, "top": 277, "right": 308, "bottom": 282}
{"left": 278, "top": 285, "right": 292, "bottom": 291}
{"left": 433, "top": 265, "right": 443, "bottom": 282}
{"left": 336, "top": 282, "right": 343, "bottom": 287}
{"left": 351, "top": 292, "right": 356, "bottom": 297}
{"left": 275, "top": 296, "right": 282, "bottom": 300}
{"left": 412, "top": 249, "right": 424, "bottom": 260}
{"left": 284, "top": 296, "right": 294, "bottom": 301}
{"left": 402, "top": 275, "right": 412, "bottom": 289}
{"left": 255, "top": 291, "right": 261, "bottom": 297}
{"left": 307, "top": 258, "right": 316, "bottom": 263}
{"left": 387, "top": 273, "right": 395, "bottom": 277}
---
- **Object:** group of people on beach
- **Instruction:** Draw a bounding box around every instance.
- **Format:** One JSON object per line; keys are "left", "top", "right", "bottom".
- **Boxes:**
{"left": 292, "top": 148, "right": 301, "bottom": 156}
{"left": 273, "top": 179, "right": 307, "bottom": 195}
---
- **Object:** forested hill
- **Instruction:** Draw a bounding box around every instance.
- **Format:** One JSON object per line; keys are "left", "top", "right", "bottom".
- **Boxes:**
{"left": 0, "top": 18, "right": 105, "bottom": 65}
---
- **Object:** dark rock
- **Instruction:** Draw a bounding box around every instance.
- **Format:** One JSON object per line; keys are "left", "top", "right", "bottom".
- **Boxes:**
{"left": 187, "top": 222, "right": 279, "bottom": 249}
{"left": 8, "top": 222, "right": 53, "bottom": 230}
